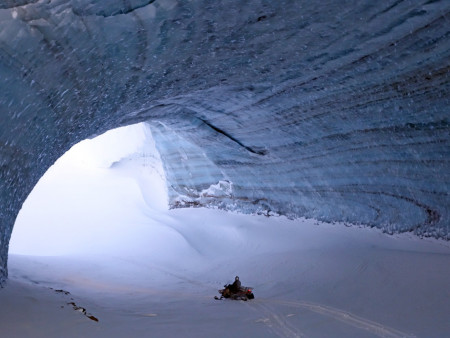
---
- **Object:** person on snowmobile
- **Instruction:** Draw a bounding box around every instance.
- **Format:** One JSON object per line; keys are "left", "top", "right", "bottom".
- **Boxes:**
{"left": 216, "top": 276, "right": 252, "bottom": 300}
{"left": 230, "top": 276, "right": 241, "bottom": 293}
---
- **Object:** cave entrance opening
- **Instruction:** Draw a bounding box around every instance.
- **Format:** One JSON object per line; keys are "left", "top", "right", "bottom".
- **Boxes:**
{"left": 9, "top": 122, "right": 168, "bottom": 257}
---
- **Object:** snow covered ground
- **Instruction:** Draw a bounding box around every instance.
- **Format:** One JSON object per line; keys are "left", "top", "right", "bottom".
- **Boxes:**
{"left": 2, "top": 124, "right": 449, "bottom": 337}
{"left": 3, "top": 211, "right": 450, "bottom": 338}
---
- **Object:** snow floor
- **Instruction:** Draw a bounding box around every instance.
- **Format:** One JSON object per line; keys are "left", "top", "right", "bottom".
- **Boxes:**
{"left": 2, "top": 208, "right": 450, "bottom": 338}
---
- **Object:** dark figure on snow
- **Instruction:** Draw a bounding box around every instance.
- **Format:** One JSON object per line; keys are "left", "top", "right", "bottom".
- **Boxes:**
{"left": 216, "top": 276, "right": 254, "bottom": 300}
{"left": 230, "top": 276, "right": 241, "bottom": 293}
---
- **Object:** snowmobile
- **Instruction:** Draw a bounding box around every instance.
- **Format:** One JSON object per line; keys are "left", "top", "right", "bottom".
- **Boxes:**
{"left": 215, "top": 285, "right": 255, "bottom": 301}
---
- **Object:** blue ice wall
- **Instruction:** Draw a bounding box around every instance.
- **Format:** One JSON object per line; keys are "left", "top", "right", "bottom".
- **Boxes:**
{"left": 0, "top": 0, "right": 449, "bottom": 283}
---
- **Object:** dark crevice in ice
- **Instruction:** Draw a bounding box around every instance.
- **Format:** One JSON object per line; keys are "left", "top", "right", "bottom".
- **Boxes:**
{"left": 199, "top": 118, "right": 267, "bottom": 156}
{"left": 72, "top": 0, "right": 157, "bottom": 17}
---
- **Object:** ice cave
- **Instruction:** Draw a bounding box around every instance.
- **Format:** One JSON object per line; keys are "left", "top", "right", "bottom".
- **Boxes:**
{"left": 0, "top": 0, "right": 449, "bottom": 337}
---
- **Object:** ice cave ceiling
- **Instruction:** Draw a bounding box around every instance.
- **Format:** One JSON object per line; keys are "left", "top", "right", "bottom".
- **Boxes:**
{"left": 0, "top": 0, "right": 449, "bottom": 282}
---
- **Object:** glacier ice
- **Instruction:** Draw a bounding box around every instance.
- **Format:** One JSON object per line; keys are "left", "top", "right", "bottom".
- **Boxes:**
{"left": 0, "top": 0, "right": 449, "bottom": 284}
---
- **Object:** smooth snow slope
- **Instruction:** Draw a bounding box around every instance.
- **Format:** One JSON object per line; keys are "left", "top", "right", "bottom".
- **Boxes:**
{"left": 10, "top": 122, "right": 168, "bottom": 256}
{"left": 3, "top": 210, "right": 450, "bottom": 338}
{"left": 3, "top": 124, "right": 450, "bottom": 337}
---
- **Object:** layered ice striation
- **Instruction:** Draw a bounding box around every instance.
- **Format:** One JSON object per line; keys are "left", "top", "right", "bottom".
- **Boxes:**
{"left": 0, "top": 0, "right": 449, "bottom": 283}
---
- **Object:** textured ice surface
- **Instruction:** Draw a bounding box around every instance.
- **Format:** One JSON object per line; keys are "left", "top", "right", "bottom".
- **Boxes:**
{"left": 0, "top": 0, "right": 449, "bottom": 283}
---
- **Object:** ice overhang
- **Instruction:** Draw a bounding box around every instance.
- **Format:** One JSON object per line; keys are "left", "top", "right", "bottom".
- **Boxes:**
{"left": 0, "top": 0, "right": 449, "bottom": 284}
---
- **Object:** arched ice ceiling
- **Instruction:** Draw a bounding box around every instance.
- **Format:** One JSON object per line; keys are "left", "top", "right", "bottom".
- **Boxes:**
{"left": 0, "top": 0, "right": 449, "bottom": 283}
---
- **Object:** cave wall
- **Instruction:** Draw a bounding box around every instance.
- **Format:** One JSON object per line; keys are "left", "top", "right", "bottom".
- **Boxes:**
{"left": 0, "top": 0, "right": 449, "bottom": 284}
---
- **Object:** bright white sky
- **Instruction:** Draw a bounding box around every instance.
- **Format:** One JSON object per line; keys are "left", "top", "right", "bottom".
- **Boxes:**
{"left": 9, "top": 123, "right": 168, "bottom": 256}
